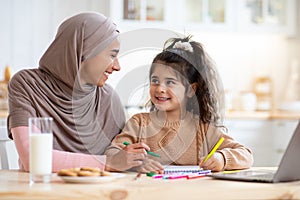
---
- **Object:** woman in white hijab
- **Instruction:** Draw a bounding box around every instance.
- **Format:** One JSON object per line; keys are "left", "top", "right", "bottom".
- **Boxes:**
{"left": 8, "top": 12, "right": 149, "bottom": 172}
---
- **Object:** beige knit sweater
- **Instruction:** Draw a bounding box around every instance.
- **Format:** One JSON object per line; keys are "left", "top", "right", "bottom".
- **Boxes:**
{"left": 105, "top": 111, "right": 253, "bottom": 170}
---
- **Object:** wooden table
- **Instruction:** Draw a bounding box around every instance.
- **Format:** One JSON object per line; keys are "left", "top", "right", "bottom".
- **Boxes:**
{"left": 1, "top": 169, "right": 300, "bottom": 200}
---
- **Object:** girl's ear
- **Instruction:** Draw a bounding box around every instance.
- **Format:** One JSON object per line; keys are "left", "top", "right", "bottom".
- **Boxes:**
{"left": 187, "top": 83, "right": 198, "bottom": 98}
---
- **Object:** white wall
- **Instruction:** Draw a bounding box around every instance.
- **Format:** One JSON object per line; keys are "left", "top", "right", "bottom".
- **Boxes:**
{"left": 0, "top": 0, "right": 109, "bottom": 75}
{"left": 191, "top": 33, "right": 298, "bottom": 108}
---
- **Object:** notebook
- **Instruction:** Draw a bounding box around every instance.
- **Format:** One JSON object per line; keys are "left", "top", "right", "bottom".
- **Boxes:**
{"left": 164, "top": 165, "right": 206, "bottom": 174}
{"left": 210, "top": 120, "right": 300, "bottom": 183}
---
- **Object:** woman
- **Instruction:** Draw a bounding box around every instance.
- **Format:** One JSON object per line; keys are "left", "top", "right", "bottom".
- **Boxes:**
{"left": 7, "top": 12, "right": 148, "bottom": 172}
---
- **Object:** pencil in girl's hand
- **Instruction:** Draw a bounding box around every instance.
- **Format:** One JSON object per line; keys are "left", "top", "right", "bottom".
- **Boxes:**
{"left": 123, "top": 141, "right": 160, "bottom": 157}
{"left": 203, "top": 137, "right": 224, "bottom": 163}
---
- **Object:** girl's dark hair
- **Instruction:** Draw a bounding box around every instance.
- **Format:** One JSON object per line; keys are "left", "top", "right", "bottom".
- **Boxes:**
{"left": 149, "top": 35, "right": 224, "bottom": 126}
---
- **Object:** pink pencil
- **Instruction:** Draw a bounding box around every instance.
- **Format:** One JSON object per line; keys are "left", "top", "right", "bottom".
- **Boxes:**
{"left": 186, "top": 173, "right": 206, "bottom": 179}
{"left": 164, "top": 174, "right": 188, "bottom": 180}
{"left": 152, "top": 174, "right": 164, "bottom": 179}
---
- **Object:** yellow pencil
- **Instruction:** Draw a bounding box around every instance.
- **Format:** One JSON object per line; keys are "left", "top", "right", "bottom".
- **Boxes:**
{"left": 203, "top": 137, "right": 224, "bottom": 163}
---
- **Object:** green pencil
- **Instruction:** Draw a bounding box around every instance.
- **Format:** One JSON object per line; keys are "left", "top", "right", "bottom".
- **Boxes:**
{"left": 123, "top": 141, "right": 160, "bottom": 158}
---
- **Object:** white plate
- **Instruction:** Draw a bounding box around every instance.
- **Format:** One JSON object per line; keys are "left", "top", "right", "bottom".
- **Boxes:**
{"left": 59, "top": 173, "right": 125, "bottom": 183}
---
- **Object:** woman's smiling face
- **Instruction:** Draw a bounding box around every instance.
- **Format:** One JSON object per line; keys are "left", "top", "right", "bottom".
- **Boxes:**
{"left": 80, "top": 38, "right": 121, "bottom": 87}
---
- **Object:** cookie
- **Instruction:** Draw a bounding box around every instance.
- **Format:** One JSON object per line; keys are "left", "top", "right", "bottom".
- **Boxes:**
{"left": 57, "top": 169, "right": 78, "bottom": 177}
{"left": 69, "top": 167, "right": 81, "bottom": 172}
{"left": 80, "top": 167, "right": 101, "bottom": 172}
{"left": 57, "top": 167, "right": 111, "bottom": 177}
{"left": 100, "top": 171, "right": 112, "bottom": 176}
{"left": 78, "top": 170, "right": 100, "bottom": 177}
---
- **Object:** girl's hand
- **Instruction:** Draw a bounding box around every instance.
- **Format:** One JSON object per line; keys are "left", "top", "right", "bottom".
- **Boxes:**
{"left": 105, "top": 143, "right": 149, "bottom": 172}
{"left": 199, "top": 152, "right": 225, "bottom": 172}
{"left": 134, "top": 158, "right": 164, "bottom": 174}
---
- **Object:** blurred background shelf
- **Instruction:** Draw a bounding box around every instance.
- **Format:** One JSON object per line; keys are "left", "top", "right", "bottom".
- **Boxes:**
{"left": 226, "top": 110, "right": 300, "bottom": 120}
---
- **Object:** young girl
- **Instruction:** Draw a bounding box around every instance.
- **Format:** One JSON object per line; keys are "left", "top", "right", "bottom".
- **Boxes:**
{"left": 105, "top": 36, "right": 253, "bottom": 173}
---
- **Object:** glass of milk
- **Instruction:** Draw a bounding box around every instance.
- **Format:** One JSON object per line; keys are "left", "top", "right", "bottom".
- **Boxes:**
{"left": 29, "top": 117, "right": 53, "bottom": 184}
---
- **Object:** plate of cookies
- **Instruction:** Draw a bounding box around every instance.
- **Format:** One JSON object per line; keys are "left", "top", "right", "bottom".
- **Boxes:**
{"left": 57, "top": 167, "right": 125, "bottom": 183}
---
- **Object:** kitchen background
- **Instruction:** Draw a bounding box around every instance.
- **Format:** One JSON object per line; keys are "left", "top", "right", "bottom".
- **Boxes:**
{"left": 0, "top": 0, "right": 300, "bottom": 168}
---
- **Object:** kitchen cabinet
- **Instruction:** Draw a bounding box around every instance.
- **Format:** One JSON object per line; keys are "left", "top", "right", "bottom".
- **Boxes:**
{"left": 272, "top": 119, "right": 298, "bottom": 165}
{"left": 110, "top": 0, "right": 232, "bottom": 31}
{"left": 236, "top": 0, "right": 296, "bottom": 35}
{"left": 178, "top": 0, "right": 234, "bottom": 31}
{"left": 224, "top": 118, "right": 298, "bottom": 167}
{"left": 109, "top": 0, "right": 296, "bottom": 35}
{"left": 224, "top": 119, "right": 274, "bottom": 166}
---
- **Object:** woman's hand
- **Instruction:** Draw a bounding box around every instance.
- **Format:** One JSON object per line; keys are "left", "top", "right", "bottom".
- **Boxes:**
{"left": 135, "top": 158, "right": 164, "bottom": 174}
{"left": 105, "top": 143, "right": 150, "bottom": 172}
{"left": 199, "top": 152, "right": 225, "bottom": 172}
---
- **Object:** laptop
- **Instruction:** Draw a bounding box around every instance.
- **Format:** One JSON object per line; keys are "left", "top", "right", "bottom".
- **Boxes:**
{"left": 210, "top": 121, "right": 300, "bottom": 183}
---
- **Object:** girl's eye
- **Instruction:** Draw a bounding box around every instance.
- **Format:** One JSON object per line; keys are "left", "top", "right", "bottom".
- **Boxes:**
{"left": 111, "top": 54, "right": 117, "bottom": 59}
{"left": 151, "top": 79, "right": 159, "bottom": 84}
{"left": 166, "top": 80, "right": 175, "bottom": 85}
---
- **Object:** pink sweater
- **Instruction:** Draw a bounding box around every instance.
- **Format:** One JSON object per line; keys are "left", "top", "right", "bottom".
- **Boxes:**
{"left": 12, "top": 127, "right": 106, "bottom": 172}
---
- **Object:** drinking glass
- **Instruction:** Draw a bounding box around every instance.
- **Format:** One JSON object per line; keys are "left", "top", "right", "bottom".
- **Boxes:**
{"left": 29, "top": 117, "right": 53, "bottom": 184}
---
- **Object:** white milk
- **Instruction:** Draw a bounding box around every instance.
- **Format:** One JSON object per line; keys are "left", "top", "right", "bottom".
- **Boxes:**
{"left": 30, "top": 133, "right": 53, "bottom": 175}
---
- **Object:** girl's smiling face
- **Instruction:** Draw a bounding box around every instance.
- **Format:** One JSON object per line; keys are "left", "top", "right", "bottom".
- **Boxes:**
{"left": 150, "top": 62, "right": 189, "bottom": 116}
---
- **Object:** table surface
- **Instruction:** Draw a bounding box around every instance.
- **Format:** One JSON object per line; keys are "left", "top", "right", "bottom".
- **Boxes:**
{"left": 1, "top": 169, "right": 300, "bottom": 200}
